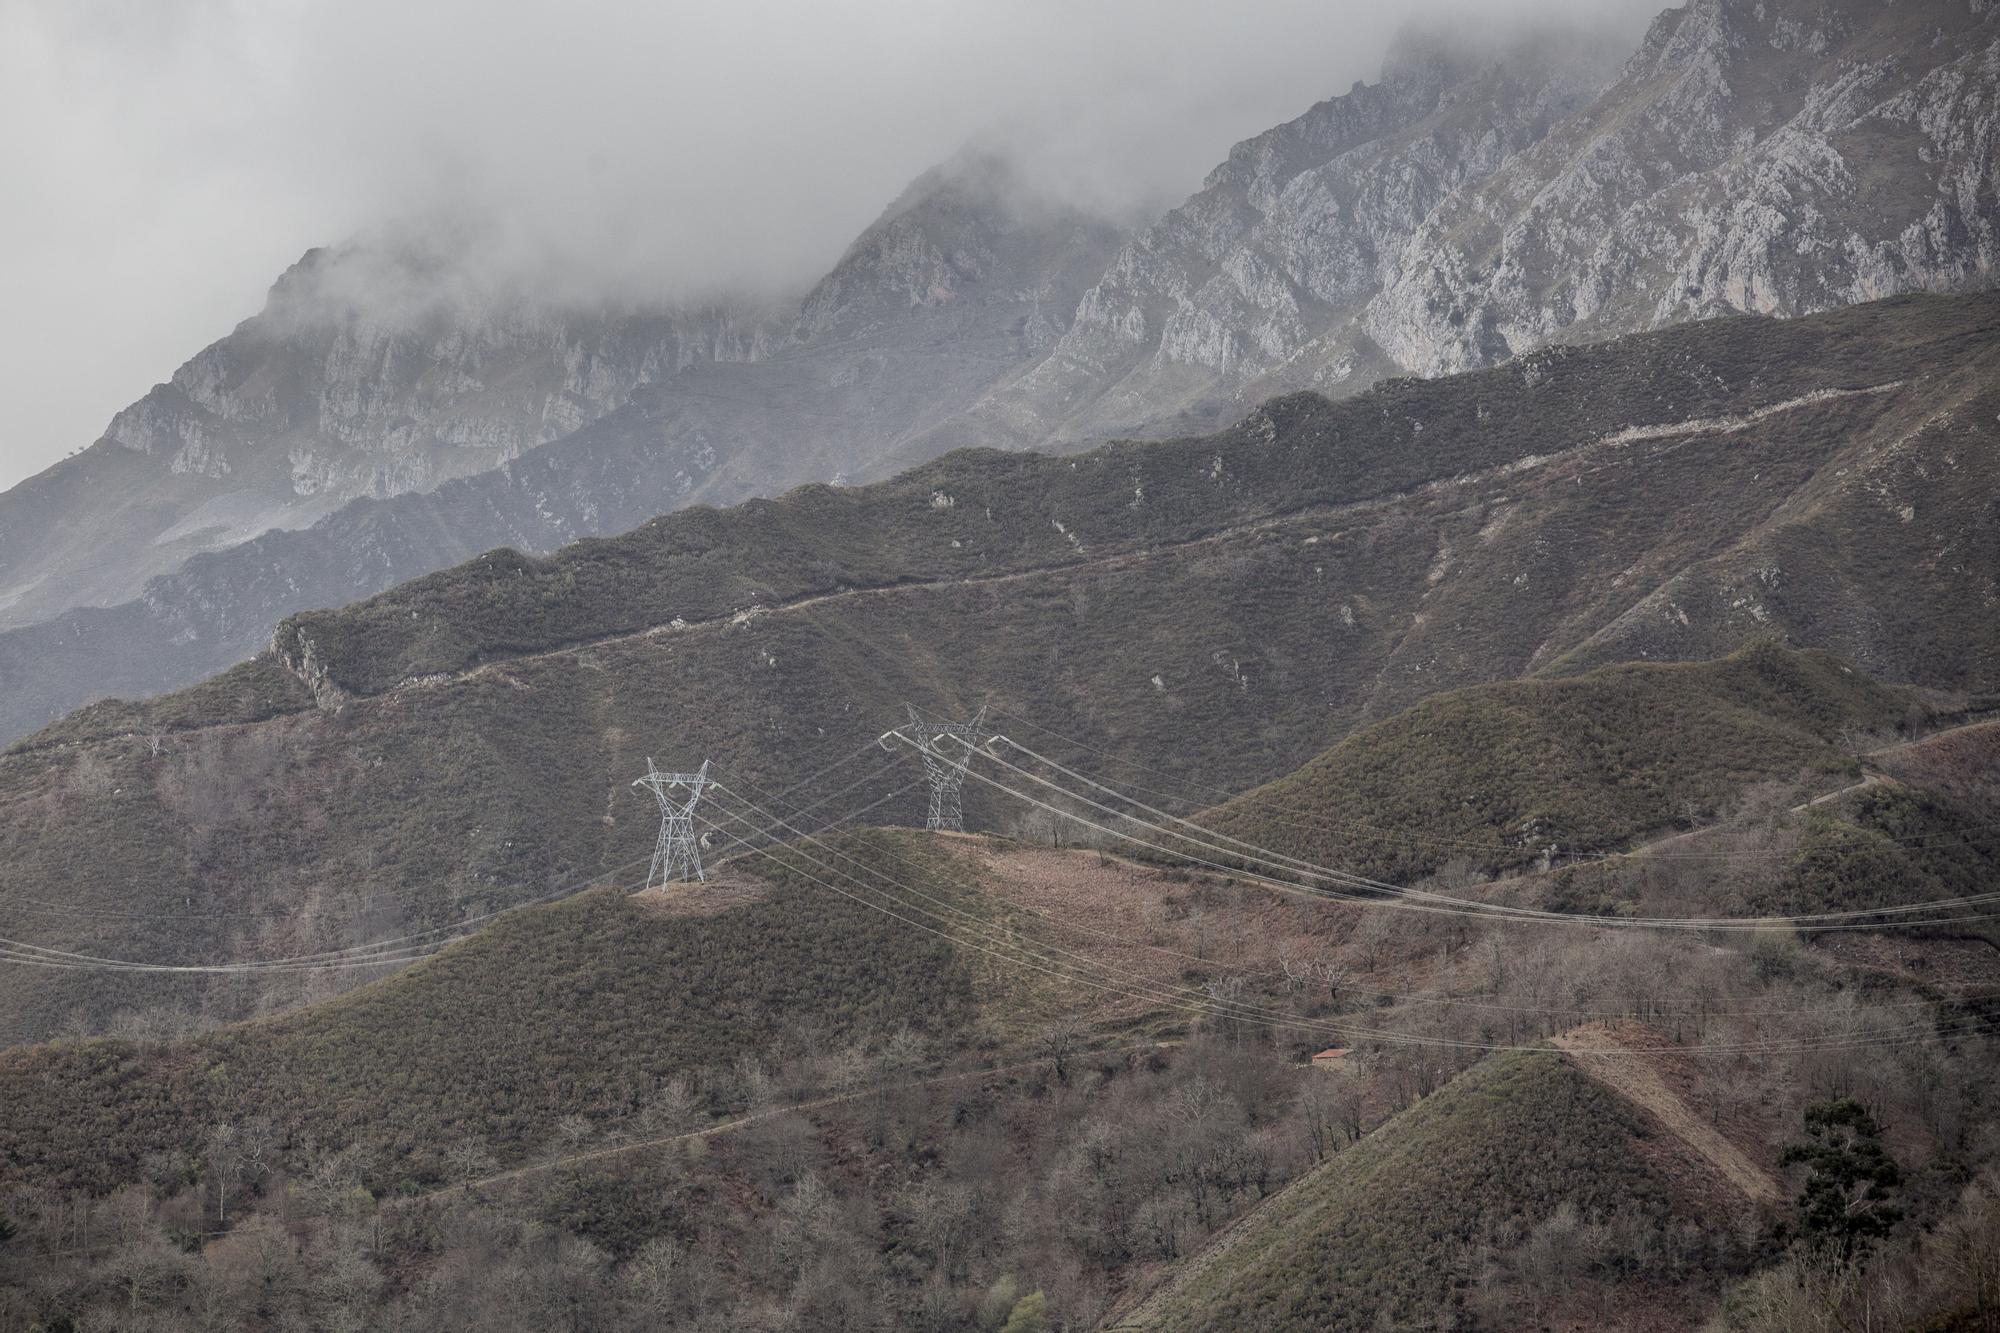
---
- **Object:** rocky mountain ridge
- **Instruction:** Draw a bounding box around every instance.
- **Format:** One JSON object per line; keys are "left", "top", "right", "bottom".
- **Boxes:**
{"left": 0, "top": 153, "right": 1116, "bottom": 636}
{"left": 0, "top": 0, "right": 1993, "bottom": 746}
{"left": 0, "top": 247, "right": 775, "bottom": 631}
{"left": 0, "top": 156, "right": 1122, "bottom": 741}
{"left": 954, "top": 0, "right": 2000, "bottom": 448}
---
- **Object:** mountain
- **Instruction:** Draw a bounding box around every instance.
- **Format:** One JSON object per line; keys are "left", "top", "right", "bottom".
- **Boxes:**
{"left": 0, "top": 243, "right": 773, "bottom": 631}
{"left": 1, "top": 0, "right": 1993, "bottom": 748}
{"left": 2, "top": 291, "right": 1994, "bottom": 1047}
{"left": 0, "top": 153, "right": 1121, "bottom": 740}
{"left": 1200, "top": 643, "right": 1916, "bottom": 884}
{"left": 4, "top": 671, "right": 1989, "bottom": 1325}
{"left": 953, "top": 0, "right": 2000, "bottom": 448}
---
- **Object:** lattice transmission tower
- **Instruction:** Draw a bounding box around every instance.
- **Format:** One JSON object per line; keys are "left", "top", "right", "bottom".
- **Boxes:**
{"left": 632, "top": 758, "right": 712, "bottom": 887}
{"left": 899, "top": 704, "right": 988, "bottom": 832}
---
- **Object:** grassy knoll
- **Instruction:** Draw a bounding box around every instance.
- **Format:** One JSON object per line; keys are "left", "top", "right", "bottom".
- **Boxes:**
{"left": 1203, "top": 643, "right": 1915, "bottom": 882}
{"left": 0, "top": 832, "right": 980, "bottom": 1195}
{"left": 1132, "top": 1050, "right": 1711, "bottom": 1332}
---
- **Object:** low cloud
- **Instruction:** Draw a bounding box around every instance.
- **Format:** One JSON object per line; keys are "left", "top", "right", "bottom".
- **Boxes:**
{"left": 0, "top": 0, "right": 1657, "bottom": 488}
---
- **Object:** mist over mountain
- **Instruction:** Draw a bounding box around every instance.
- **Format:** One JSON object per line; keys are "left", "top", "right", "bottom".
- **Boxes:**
{"left": 5, "top": 4, "right": 2000, "bottom": 1328}
{"left": 958, "top": 0, "right": 2000, "bottom": 447}
{"left": 0, "top": 0, "right": 1990, "bottom": 748}
{"left": 7, "top": 0, "right": 1534, "bottom": 491}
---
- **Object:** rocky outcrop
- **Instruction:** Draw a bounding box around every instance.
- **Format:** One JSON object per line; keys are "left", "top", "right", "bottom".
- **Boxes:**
{"left": 1362, "top": 0, "right": 2000, "bottom": 377}
{"left": 0, "top": 150, "right": 1119, "bottom": 637}
{"left": 104, "top": 245, "right": 773, "bottom": 499}
{"left": 0, "top": 244, "right": 775, "bottom": 631}
{"left": 957, "top": 0, "right": 1999, "bottom": 447}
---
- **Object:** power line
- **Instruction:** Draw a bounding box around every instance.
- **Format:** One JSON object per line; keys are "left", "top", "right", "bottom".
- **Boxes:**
{"left": 902, "top": 729, "right": 2000, "bottom": 933}
{"left": 714, "top": 768, "right": 1992, "bottom": 1021}
{"left": 966, "top": 700, "right": 2000, "bottom": 862}
{"left": 632, "top": 758, "right": 712, "bottom": 887}
{"left": 692, "top": 782, "right": 1996, "bottom": 1059}
{"left": 0, "top": 741, "right": 910, "bottom": 975}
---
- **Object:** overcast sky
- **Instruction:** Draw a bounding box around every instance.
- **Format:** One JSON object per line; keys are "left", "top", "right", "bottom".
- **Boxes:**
{"left": 0, "top": 0, "right": 1652, "bottom": 493}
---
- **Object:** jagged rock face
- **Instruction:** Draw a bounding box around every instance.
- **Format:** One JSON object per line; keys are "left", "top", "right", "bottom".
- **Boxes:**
{"left": 1363, "top": 0, "right": 2000, "bottom": 378}
{"left": 964, "top": 0, "right": 1999, "bottom": 447}
{"left": 105, "top": 245, "right": 771, "bottom": 502}
{"left": 0, "top": 246, "right": 774, "bottom": 632}
{"left": 952, "top": 23, "right": 1633, "bottom": 445}
{"left": 792, "top": 151, "right": 1101, "bottom": 351}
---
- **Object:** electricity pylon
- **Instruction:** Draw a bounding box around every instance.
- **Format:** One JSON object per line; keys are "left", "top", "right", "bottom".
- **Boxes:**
{"left": 899, "top": 704, "right": 988, "bottom": 833}
{"left": 633, "top": 758, "right": 711, "bottom": 887}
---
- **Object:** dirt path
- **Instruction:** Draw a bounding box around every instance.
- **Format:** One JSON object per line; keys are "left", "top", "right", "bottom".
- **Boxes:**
{"left": 409, "top": 1041, "right": 1168, "bottom": 1205}
{"left": 1478, "top": 711, "right": 1995, "bottom": 874}
{"left": 1553, "top": 1026, "right": 1779, "bottom": 1205}
{"left": 391, "top": 379, "right": 1913, "bottom": 705}
{"left": 1791, "top": 772, "right": 1895, "bottom": 812}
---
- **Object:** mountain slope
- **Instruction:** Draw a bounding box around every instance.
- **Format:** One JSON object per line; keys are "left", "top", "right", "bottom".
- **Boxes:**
{"left": 956, "top": 0, "right": 2000, "bottom": 450}
{"left": 0, "top": 154, "right": 1121, "bottom": 739}
{"left": 3, "top": 0, "right": 1994, "bottom": 747}
{"left": 946, "top": 17, "right": 1632, "bottom": 449}
{"left": 1, "top": 294, "right": 1995, "bottom": 1046}
{"left": 1200, "top": 643, "right": 1915, "bottom": 884}
{"left": 0, "top": 832, "right": 988, "bottom": 1195}
{"left": 0, "top": 244, "right": 773, "bottom": 631}
{"left": 1116, "top": 1047, "right": 1750, "bottom": 1332}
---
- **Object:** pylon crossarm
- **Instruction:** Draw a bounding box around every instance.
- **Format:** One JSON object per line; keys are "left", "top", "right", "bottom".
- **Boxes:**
{"left": 894, "top": 706, "right": 990, "bottom": 832}
{"left": 632, "top": 756, "right": 711, "bottom": 888}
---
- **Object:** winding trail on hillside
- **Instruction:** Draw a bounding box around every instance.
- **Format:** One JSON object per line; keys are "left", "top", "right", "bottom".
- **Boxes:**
{"left": 1505, "top": 715, "right": 1993, "bottom": 870}
{"left": 2, "top": 376, "right": 1912, "bottom": 763}
{"left": 1553, "top": 1025, "right": 1779, "bottom": 1204}
{"left": 390, "top": 379, "right": 1910, "bottom": 702}
{"left": 1792, "top": 772, "right": 1894, "bottom": 812}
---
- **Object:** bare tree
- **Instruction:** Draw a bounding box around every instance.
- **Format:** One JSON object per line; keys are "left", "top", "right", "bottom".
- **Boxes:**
{"left": 640, "top": 1075, "right": 703, "bottom": 1138}
{"left": 1297, "top": 1078, "right": 1337, "bottom": 1163}
{"left": 204, "top": 1122, "right": 243, "bottom": 1225}
{"left": 1038, "top": 1018, "right": 1082, "bottom": 1085}
{"left": 1202, "top": 974, "right": 1250, "bottom": 1044}
{"left": 1327, "top": 1067, "right": 1369, "bottom": 1145}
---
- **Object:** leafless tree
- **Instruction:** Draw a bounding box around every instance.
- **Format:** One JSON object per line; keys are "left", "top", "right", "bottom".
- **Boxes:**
{"left": 204, "top": 1123, "right": 243, "bottom": 1225}
{"left": 1297, "top": 1077, "right": 1337, "bottom": 1163}
{"left": 1038, "top": 1017, "right": 1081, "bottom": 1085}
{"left": 1202, "top": 974, "right": 1250, "bottom": 1044}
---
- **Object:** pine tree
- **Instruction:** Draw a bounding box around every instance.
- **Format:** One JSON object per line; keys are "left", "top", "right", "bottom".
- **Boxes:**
{"left": 1781, "top": 1098, "right": 1903, "bottom": 1263}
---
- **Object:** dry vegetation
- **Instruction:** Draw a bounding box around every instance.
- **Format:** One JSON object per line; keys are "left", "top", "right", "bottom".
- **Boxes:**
{"left": 6, "top": 809, "right": 1997, "bottom": 1330}
{"left": 1, "top": 296, "right": 1997, "bottom": 1327}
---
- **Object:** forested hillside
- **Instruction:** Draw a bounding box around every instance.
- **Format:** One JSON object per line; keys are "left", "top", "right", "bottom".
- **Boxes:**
{"left": 6, "top": 751, "right": 1996, "bottom": 1327}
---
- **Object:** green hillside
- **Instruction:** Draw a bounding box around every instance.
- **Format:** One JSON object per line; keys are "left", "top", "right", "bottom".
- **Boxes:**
{"left": 0, "top": 832, "right": 983, "bottom": 1195}
{"left": 1751, "top": 720, "right": 2000, "bottom": 924}
{"left": 1123, "top": 1050, "right": 1734, "bottom": 1332}
{"left": 1203, "top": 643, "right": 1915, "bottom": 882}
